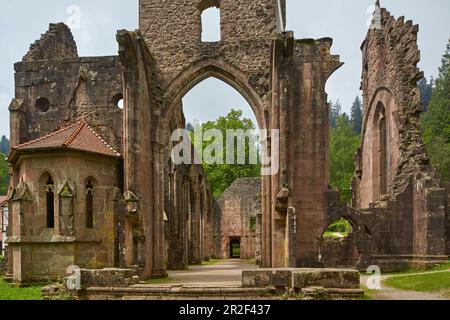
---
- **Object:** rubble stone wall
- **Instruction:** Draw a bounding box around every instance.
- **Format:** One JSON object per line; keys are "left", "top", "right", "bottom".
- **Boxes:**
{"left": 22, "top": 23, "right": 78, "bottom": 62}
{"left": 12, "top": 38, "right": 123, "bottom": 150}
{"left": 139, "top": 0, "right": 284, "bottom": 96}
{"left": 214, "top": 178, "right": 261, "bottom": 259}
{"left": 348, "top": 5, "right": 449, "bottom": 270}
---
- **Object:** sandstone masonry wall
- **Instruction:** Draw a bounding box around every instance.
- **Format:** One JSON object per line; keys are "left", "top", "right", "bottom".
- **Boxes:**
{"left": 214, "top": 178, "right": 261, "bottom": 259}
{"left": 22, "top": 23, "right": 78, "bottom": 62}
{"left": 11, "top": 24, "right": 123, "bottom": 151}
{"left": 139, "top": 0, "right": 281, "bottom": 96}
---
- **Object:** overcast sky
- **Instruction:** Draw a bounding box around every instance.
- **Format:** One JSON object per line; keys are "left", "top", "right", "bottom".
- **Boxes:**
{"left": 0, "top": 0, "right": 449, "bottom": 138}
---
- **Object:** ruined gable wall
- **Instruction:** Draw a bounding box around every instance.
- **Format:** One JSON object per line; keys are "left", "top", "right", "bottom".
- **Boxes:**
{"left": 353, "top": 7, "right": 448, "bottom": 266}
{"left": 12, "top": 56, "right": 123, "bottom": 151}
{"left": 10, "top": 24, "right": 123, "bottom": 151}
{"left": 22, "top": 23, "right": 78, "bottom": 62}
{"left": 356, "top": 8, "right": 427, "bottom": 208}
{"left": 139, "top": 0, "right": 279, "bottom": 95}
{"left": 214, "top": 178, "right": 261, "bottom": 259}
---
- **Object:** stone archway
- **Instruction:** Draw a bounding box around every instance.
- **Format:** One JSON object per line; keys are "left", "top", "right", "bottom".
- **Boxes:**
{"left": 118, "top": 0, "right": 342, "bottom": 278}
{"left": 355, "top": 87, "right": 400, "bottom": 208}
{"left": 319, "top": 206, "right": 376, "bottom": 269}
{"left": 158, "top": 59, "right": 268, "bottom": 270}
{"left": 229, "top": 238, "right": 241, "bottom": 259}
{"left": 162, "top": 58, "right": 267, "bottom": 130}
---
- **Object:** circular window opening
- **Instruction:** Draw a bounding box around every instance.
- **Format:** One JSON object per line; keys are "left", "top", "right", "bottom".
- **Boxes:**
{"left": 35, "top": 97, "right": 50, "bottom": 113}
{"left": 112, "top": 93, "right": 124, "bottom": 110}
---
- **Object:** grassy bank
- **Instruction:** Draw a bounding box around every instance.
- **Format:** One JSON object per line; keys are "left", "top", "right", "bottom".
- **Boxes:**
{"left": 0, "top": 278, "right": 43, "bottom": 300}
{"left": 384, "top": 271, "right": 450, "bottom": 293}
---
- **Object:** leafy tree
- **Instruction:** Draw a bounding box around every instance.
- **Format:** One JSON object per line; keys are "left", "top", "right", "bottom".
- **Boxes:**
{"left": 418, "top": 77, "right": 434, "bottom": 112}
{"left": 0, "top": 136, "right": 9, "bottom": 155}
{"left": 422, "top": 39, "right": 450, "bottom": 181}
{"left": 350, "top": 96, "right": 363, "bottom": 135}
{"left": 0, "top": 152, "right": 8, "bottom": 195}
{"left": 329, "top": 100, "right": 342, "bottom": 129}
{"left": 193, "top": 109, "right": 261, "bottom": 197}
{"left": 330, "top": 114, "right": 361, "bottom": 203}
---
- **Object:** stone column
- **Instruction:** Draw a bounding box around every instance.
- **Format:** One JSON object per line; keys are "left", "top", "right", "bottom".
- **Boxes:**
{"left": 124, "top": 191, "right": 138, "bottom": 267}
{"left": 8, "top": 181, "right": 33, "bottom": 283}
{"left": 272, "top": 34, "right": 342, "bottom": 267}
{"left": 189, "top": 176, "right": 202, "bottom": 265}
{"left": 8, "top": 99, "right": 25, "bottom": 146}
{"left": 286, "top": 207, "right": 297, "bottom": 267}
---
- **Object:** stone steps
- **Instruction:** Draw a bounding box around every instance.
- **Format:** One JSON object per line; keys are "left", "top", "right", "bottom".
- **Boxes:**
{"left": 80, "top": 285, "right": 278, "bottom": 300}
{"left": 74, "top": 285, "right": 363, "bottom": 300}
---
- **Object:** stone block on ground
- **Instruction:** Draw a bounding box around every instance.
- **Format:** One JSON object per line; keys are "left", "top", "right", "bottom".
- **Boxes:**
{"left": 80, "top": 268, "right": 137, "bottom": 287}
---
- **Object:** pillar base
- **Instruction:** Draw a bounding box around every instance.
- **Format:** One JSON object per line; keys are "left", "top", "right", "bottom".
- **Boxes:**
{"left": 190, "top": 259, "right": 203, "bottom": 265}
{"left": 151, "top": 268, "right": 168, "bottom": 279}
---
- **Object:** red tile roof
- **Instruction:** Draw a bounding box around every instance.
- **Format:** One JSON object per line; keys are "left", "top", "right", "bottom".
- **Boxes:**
{"left": 10, "top": 121, "right": 121, "bottom": 160}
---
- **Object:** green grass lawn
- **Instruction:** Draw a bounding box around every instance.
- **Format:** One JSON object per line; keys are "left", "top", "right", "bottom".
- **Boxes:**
{"left": 0, "top": 277, "right": 43, "bottom": 300}
{"left": 381, "top": 260, "right": 450, "bottom": 276}
{"left": 384, "top": 271, "right": 450, "bottom": 293}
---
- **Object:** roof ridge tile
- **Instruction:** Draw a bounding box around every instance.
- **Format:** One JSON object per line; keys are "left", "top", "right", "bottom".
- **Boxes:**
{"left": 63, "top": 121, "right": 86, "bottom": 146}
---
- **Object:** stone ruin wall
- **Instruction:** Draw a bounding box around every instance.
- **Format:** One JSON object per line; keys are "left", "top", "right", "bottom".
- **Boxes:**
{"left": 346, "top": 5, "right": 449, "bottom": 269}
{"left": 139, "top": 0, "right": 286, "bottom": 95}
{"left": 214, "top": 178, "right": 262, "bottom": 260}
{"left": 10, "top": 23, "right": 124, "bottom": 152}
{"left": 23, "top": 23, "right": 78, "bottom": 62}
{"left": 355, "top": 8, "right": 426, "bottom": 208}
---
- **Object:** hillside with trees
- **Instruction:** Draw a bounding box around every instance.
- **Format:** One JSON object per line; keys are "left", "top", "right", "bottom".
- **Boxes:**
{"left": 329, "top": 97, "right": 362, "bottom": 203}
{"left": 421, "top": 39, "right": 450, "bottom": 182}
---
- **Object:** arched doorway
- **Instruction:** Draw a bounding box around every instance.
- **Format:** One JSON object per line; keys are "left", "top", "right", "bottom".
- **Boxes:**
{"left": 319, "top": 217, "right": 359, "bottom": 268}
{"left": 229, "top": 238, "right": 241, "bottom": 259}
{"left": 162, "top": 66, "right": 264, "bottom": 270}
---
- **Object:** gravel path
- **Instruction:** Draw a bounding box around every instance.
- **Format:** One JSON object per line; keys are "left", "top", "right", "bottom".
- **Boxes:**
{"left": 166, "top": 259, "right": 256, "bottom": 287}
{"left": 143, "top": 259, "right": 450, "bottom": 300}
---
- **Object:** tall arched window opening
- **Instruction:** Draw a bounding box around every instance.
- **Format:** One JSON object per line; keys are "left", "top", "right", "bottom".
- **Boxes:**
{"left": 201, "top": 7, "right": 221, "bottom": 42}
{"left": 45, "top": 175, "right": 55, "bottom": 228}
{"left": 86, "top": 179, "right": 94, "bottom": 229}
{"left": 378, "top": 113, "right": 387, "bottom": 195}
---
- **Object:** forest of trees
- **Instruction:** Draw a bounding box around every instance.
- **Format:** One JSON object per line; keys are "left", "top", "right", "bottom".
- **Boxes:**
{"left": 421, "top": 39, "right": 450, "bottom": 182}
{"left": 329, "top": 97, "right": 362, "bottom": 203}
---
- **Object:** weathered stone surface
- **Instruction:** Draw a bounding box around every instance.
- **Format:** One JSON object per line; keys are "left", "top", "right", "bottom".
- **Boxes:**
{"left": 22, "top": 23, "right": 78, "bottom": 62}
{"left": 319, "top": 3, "right": 449, "bottom": 272}
{"left": 6, "top": 148, "right": 124, "bottom": 283}
{"left": 292, "top": 269, "right": 360, "bottom": 290}
{"left": 80, "top": 268, "right": 136, "bottom": 287}
{"left": 214, "top": 178, "right": 261, "bottom": 259}
{"left": 8, "top": 0, "right": 446, "bottom": 286}
{"left": 242, "top": 268, "right": 360, "bottom": 291}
